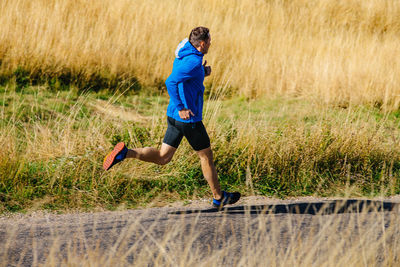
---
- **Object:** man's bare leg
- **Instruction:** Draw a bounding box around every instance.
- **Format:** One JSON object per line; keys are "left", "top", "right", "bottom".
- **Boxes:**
{"left": 126, "top": 143, "right": 177, "bottom": 165}
{"left": 125, "top": 143, "right": 222, "bottom": 199}
{"left": 196, "top": 147, "right": 222, "bottom": 200}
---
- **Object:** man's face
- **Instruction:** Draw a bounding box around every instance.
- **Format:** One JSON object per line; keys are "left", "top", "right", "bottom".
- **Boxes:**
{"left": 201, "top": 36, "right": 211, "bottom": 54}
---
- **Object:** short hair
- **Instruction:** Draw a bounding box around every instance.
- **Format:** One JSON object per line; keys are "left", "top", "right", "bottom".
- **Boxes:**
{"left": 189, "top": 27, "right": 210, "bottom": 48}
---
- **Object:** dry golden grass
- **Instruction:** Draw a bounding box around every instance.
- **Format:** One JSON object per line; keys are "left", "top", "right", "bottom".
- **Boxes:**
{"left": 1, "top": 0, "right": 400, "bottom": 108}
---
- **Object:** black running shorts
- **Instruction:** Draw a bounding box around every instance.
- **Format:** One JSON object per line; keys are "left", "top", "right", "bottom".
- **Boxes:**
{"left": 163, "top": 116, "right": 211, "bottom": 151}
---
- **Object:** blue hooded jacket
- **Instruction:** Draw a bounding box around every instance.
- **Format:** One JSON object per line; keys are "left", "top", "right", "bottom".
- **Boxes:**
{"left": 165, "top": 38, "right": 205, "bottom": 123}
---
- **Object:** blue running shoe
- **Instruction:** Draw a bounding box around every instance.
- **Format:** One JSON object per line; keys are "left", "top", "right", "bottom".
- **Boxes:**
{"left": 103, "top": 142, "right": 128, "bottom": 170}
{"left": 212, "top": 191, "right": 241, "bottom": 210}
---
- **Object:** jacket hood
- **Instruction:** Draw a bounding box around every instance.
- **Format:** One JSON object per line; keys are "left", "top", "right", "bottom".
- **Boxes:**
{"left": 175, "top": 38, "right": 203, "bottom": 59}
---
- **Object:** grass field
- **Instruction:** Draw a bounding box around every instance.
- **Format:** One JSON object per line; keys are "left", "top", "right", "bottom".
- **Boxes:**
{"left": 1, "top": 0, "right": 400, "bottom": 108}
{"left": 1, "top": 85, "right": 400, "bottom": 213}
{"left": 0, "top": 0, "right": 400, "bottom": 213}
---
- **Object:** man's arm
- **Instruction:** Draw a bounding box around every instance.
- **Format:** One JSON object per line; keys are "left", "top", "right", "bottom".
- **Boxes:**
{"left": 165, "top": 62, "right": 199, "bottom": 119}
{"left": 165, "top": 75, "right": 185, "bottom": 111}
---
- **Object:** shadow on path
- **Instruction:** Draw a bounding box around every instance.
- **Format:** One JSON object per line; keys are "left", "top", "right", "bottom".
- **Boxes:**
{"left": 169, "top": 199, "right": 400, "bottom": 215}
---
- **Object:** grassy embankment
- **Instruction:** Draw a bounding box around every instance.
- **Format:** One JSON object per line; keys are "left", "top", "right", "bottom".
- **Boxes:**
{"left": 1, "top": 0, "right": 400, "bottom": 212}
{"left": 1, "top": 85, "right": 400, "bottom": 213}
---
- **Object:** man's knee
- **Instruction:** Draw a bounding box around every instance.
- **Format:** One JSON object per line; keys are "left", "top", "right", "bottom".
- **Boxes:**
{"left": 197, "top": 147, "right": 213, "bottom": 162}
{"left": 158, "top": 143, "right": 176, "bottom": 165}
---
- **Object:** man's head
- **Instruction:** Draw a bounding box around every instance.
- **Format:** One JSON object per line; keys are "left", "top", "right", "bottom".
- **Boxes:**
{"left": 189, "top": 26, "right": 211, "bottom": 54}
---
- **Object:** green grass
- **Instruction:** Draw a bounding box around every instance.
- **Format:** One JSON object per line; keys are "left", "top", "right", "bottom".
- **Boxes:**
{"left": 1, "top": 84, "right": 400, "bottom": 213}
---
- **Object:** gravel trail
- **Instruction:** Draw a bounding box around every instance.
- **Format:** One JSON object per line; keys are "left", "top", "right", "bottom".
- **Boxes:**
{"left": 1, "top": 196, "right": 400, "bottom": 266}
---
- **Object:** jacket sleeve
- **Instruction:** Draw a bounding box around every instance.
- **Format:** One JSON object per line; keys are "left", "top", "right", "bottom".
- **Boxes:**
{"left": 165, "top": 61, "right": 198, "bottom": 111}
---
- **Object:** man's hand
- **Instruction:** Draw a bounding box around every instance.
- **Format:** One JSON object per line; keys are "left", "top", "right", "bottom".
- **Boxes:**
{"left": 179, "top": 108, "right": 195, "bottom": 120}
{"left": 203, "top": 60, "right": 211, "bottom": 77}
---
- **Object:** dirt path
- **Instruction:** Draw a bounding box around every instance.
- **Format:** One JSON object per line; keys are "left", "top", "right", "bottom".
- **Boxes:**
{"left": 1, "top": 196, "right": 400, "bottom": 266}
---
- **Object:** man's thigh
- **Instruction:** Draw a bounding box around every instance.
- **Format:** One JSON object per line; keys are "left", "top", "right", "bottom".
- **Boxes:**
{"left": 181, "top": 121, "right": 211, "bottom": 151}
{"left": 163, "top": 117, "right": 184, "bottom": 148}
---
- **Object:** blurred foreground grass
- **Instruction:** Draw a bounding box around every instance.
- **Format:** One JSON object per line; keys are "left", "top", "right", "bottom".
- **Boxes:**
{"left": 1, "top": 85, "right": 400, "bottom": 213}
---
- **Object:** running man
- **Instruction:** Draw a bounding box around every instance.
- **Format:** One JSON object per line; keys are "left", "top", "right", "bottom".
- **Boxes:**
{"left": 103, "top": 26, "right": 240, "bottom": 209}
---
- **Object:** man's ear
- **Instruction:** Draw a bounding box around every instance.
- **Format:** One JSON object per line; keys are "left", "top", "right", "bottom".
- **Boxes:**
{"left": 199, "top": 40, "right": 205, "bottom": 49}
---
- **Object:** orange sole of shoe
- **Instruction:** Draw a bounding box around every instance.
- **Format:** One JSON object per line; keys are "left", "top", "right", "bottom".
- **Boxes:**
{"left": 103, "top": 142, "right": 125, "bottom": 170}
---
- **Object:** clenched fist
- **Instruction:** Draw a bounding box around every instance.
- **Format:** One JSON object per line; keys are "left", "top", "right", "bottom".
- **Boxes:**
{"left": 203, "top": 60, "right": 211, "bottom": 77}
{"left": 179, "top": 108, "right": 195, "bottom": 120}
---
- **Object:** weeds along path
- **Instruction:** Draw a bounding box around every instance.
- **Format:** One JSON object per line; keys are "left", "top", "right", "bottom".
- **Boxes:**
{"left": 1, "top": 196, "right": 400, "bottom": 266}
